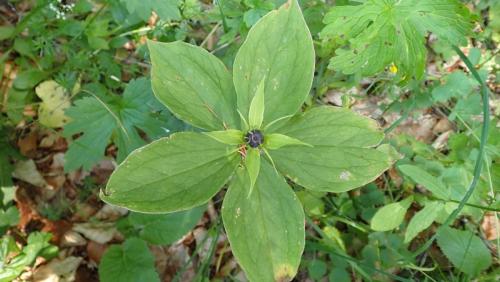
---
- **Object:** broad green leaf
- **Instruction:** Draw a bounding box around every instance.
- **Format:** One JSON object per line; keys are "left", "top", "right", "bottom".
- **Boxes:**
{"left": 398, "top": 164, "right": 450, "bottom": 200}
{"left": 102, "top": 132, "right": 239, "bottom": 213}
{"left": 99, "top": 238, "right": 159, "bottom": 282}
{"left": 321, "top": 0, "right": 474, "bottom": 79}
{"left": 35, "top": 80, "right": 71, "bottom": 128}
{"left": 128, "top": 205, "right": 205, "bottom": 245}
{"left": 404, "top": 201, "right": 443, "bottom": 243}
{"left": 222, "top": 162, "right": 305, "bottom": 282}
{"left": 248, "top": 78, "right": 265, "bottom": 128}
{"left": 13, "top": 70, "right": 47, "bottom": 90}
{"left": 273, "top": 106, "right": 383, "bottom": 147}
{"left": 233, "top": 0, "right": 315, "bottom": 124}
{"left": 204, "top": 129, "right": 244, "bottom": 145}
{"left": 120, "top": 0, "right": 181, "bottom": 21}
{"left": 437, "top": 227, "right": 492, "bottom": 276}
{"left": 264, "top": 133, "right": 311, "bottom": 150}
{"left": 308, "top": 260, "right": 327, "bottom": 280}
{"left": 370, "top": 197, "right": 413, "bottom": 231}
{"left": 245, "top": 148, "right": 260, "bottom": 197}
{"left": 148, "top": 40, "right": 238, "bottom": 130}
{"left": 270, "top": 146, "right": 392, "bottom": 193}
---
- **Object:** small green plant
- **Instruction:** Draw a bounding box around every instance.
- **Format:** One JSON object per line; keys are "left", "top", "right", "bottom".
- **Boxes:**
{"left": 101, "top": 1, "right": 395, "bottom": 280}
{"left": 0, "top": 232, "right": 58, "bottom": 282}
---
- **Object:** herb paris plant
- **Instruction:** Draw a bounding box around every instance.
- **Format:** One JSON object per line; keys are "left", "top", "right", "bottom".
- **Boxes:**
{"left": 101, "top": 1, "right": 395, "bottom": 281}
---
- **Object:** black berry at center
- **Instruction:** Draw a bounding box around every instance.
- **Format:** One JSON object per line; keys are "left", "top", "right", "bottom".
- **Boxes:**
{"left": 245, "top": 130, "right": 264, "bottom": 148}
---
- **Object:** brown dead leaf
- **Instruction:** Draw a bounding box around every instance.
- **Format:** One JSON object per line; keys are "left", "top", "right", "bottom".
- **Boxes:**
{"left": 12, "top": 159, "right": 51, "bottom": 189}
{"left": 86, "top": 241, "right": 108, "bottom": 264}
{"left": 61, "top": 230, "right": 87, "bottom": 247}
{"left": 93, "top": 205, "right": 128, "bottom": 221}
{"left": 481, "top": 212, "right": 500, "bottom": 241}
{"left": 17, "top": 129, "right": 38, "bottom": 157}
{"left": 33, "top": 256, "right": 82, "bottom": 282}
{"left": 73, "top": 222, "right": 118, "bottom": 244}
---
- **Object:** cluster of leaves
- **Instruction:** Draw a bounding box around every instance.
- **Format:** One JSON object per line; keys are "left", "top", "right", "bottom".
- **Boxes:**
{"left": 0, "top": 232, "right": 58, "bottom": 282}
{"left": 99, "top": 205, "right": 205, "bottom": 281}
{"left": 320, "top": 0, "right": 475, "bottom": 80}
{"left": 0, "top": 0, "right": 498, "bottom": 281}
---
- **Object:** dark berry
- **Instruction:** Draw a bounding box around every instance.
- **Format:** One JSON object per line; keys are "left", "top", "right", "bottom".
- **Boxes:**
{"left": 245, "top": 130, "right": 264, "bottom": 148}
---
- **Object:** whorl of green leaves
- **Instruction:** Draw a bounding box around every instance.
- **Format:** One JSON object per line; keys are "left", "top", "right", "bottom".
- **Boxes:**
{"left": 101, "top": 1, "right": 394, "bottom": 280}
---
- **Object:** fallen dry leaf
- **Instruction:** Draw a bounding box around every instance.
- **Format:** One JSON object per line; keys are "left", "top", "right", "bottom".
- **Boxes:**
{"left": 93, "top": 204, "right": 128, "bottom": 221}
{"left": 17, "top": 129, "right": 38, "bottom": 157}
{"left": 86, "top": 241, "right": 108, "bottom": 264}
{"left": 12, "top": 159, "right": 51, "bottom": 189}
{"left": 73, "top": 222, "right": 118, "bottom": 244}
{"left": 33, "top": 256, "right": 82, "bottom": 282}
{"left": 61, "top": 230, "right": 87, "bottom": 247}
{"left": 481, "top": 212, "right": 500, "bottom": 241}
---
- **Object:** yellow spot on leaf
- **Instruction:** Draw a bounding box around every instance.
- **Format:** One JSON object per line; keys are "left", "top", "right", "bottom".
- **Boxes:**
{"left": 274, "top": 264, "right": 295, "bottom": 282}
{"left": 389, "top": 63, "right": 398, "bottom": 74}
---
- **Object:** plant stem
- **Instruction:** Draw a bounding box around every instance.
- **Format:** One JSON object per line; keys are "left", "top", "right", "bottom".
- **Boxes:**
{"left": 412, "top": 45, "right": 491, "bottom": 258}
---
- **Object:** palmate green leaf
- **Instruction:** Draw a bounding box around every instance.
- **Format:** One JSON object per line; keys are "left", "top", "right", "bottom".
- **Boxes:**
{"left": 370, "top": 196, "right": 413, "bottom": 231}
{"left": 148, "top": 40, "right": 239, "bottom": 131}
{"left": 99, "top": 238, "right": 159, "bottom": 282}
{"left": 398, "top": 164, "right": 450, "bottom": 200}
{"left": 233, "top": 0, "right": 315, "bottom": 124}
{"left": 437, "top": 227, "right": 492, "bottom": 276}
{"left": 270, "top": 106, "right": 391, "bottom": 192}
{"left": 64, "top": 78, "right": 177, "bottom": 171}
{"left": 102, "top": 132, "right": 239, "bottom": 213}
{"left": 321, "top": 0, "right": 474, "bottom": 79}
{"left": 222, "top": 161, "right": 305, "bottom": 282}
{"left": 404, "top": 201, "right": 443, "bottom": 243}
{"left": 127, "top": 205, "right": 205, "bottom": 245}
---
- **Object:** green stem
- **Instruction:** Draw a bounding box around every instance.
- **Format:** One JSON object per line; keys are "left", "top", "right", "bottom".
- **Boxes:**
{"left": 412, "top": 45, "right": 491, "bottom": 258}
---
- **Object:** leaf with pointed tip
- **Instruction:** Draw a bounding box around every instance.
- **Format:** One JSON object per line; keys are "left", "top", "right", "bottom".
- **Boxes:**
{"left": 222, "top": 161, "right": 305, "bottom": 282}
{"left": 245, "top": 148, "right": 260, "bottom": 197}
{"left": 272, "top": 106, "right": 383, "bottom": 147}
{"left": 268, "top": 106, "right": 391, "bottom": 192}
{"left": 233, "top": 0, "right": 315, "bottom": 124}
{"left": 248, "top": 79, "right": 265, "bottom": 128}
{"left": 264, "top": 133, "right": 311, "bottom": 150}
{"left": 404, "top": 201, "right": 443, "bottom": 243}
{"left": 271, "top": 145, "right": 393, "bottom": 193}
{"left": 204, "top": 130, "right": 244, "bottom": 145}
{"left": 102, "top": 132, "right": 239, "bottom": 213}
{"left": 398, "top": 164, "right": 450, "bottom": 200}
{"left": 371, "top": 196, "right": 413, "bottom": 231}
{"left": 148, "top": 40, "right": 239, "bottom": 130}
